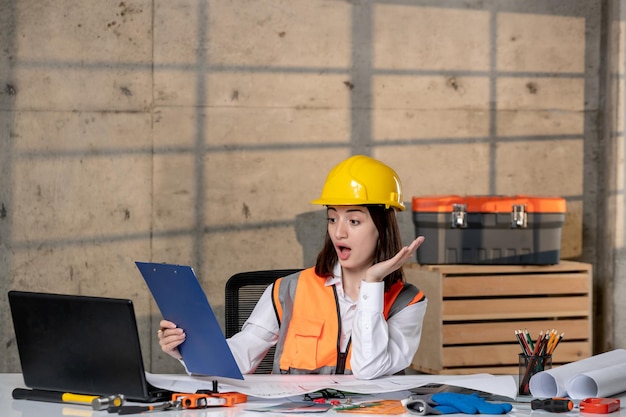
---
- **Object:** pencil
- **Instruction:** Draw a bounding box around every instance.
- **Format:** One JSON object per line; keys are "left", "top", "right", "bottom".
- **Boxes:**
{"left": 532, "top": 331, "right": 544, "bottom": 355}
{"left": 546, "top": 329, "right": 556, "bottom": 354}
{"left": 524, "top": 329, "right": 535, "bottom": 352}
{"left": 515, "top": 330, "right": 531, "bottom": 355}
{"left": 548, "top": 332, "right": 564, "bottom": 355}
{"left": 537, "top": 330, "right": 550, "bottom": 356}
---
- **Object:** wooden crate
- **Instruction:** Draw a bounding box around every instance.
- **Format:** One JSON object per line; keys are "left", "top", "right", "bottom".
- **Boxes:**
{"left": 405, "top": 261, "right": 593, "bottom": 374}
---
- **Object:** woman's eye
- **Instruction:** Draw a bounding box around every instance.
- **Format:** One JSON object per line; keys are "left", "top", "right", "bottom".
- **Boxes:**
{"left": 327, "top": 217, "right": 337, "bottom": 224}
{"left": 349, "top": 219, "right": 360, "bottom": 226}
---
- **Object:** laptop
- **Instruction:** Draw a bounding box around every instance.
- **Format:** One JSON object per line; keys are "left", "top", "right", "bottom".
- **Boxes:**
{"left": 8, "top": 290, "right": 172, "bottom": 403}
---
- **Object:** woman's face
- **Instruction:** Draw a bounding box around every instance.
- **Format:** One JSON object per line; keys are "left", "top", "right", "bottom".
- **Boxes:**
{"left": 326, "top": 205, "right": 379, "bottom": 271}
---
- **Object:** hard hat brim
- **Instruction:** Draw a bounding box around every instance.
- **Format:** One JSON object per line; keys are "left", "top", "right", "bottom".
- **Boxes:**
{"left": 310, "top": 198, "right": 405, "bottom": 211}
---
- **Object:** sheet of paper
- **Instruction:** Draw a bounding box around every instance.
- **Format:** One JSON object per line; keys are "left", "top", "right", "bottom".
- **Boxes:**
{"left": 136, "top": 261, "right": 243, "bottom": 380}
{"left": 145, "top": 373, "right": 518, "bottom": 400}
{"left": 529, "top": 349, "right": 626, "bottom": 398}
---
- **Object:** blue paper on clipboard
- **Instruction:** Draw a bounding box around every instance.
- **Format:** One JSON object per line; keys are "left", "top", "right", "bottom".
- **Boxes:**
{"left": 135, "top": 261, "right": 243, "bottom": 380}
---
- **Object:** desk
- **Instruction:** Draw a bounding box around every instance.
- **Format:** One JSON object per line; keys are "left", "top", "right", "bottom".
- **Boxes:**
{"left": 2, "top": 374, "right": 625, "bottom": 417}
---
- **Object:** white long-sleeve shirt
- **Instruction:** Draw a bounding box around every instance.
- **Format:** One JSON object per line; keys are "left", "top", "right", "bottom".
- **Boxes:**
{"left": 226, "top": 265, "right": 427, "bottom": 379}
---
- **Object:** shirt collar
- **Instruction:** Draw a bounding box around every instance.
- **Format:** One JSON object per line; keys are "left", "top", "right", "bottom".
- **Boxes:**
{"left": 325, "top": 263, "right": 342, "bottom": 287}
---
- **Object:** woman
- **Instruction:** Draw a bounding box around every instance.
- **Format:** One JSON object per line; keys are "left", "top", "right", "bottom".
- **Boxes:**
{"left": 158, "top": 155, "right": 427, "bottom": 379}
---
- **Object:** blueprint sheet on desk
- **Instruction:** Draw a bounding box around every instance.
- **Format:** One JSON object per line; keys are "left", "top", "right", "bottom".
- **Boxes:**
{"left": 146, "top": 373, "right": 517, "bottom": 400}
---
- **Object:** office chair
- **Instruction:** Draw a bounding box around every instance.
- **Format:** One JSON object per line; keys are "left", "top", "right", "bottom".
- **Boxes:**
{"left": 225, "top": 268, "right": 301, "bottom": 374}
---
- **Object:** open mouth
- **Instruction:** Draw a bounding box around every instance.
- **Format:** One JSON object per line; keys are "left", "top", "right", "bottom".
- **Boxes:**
{"left": 336, "top": 245, "right": 351, "bottom": 260}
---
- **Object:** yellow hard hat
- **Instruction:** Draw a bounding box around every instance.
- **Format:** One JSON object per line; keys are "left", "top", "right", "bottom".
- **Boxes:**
{"left": 311, "top": 155, "right": 405, "bottom": 211}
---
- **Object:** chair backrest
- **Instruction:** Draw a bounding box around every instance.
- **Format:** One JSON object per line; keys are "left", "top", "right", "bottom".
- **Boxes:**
{"left": 225, "top": 269, "right": 301, "bottom": 374}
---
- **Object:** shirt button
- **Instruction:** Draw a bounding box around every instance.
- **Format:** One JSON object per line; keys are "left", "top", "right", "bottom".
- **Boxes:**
{"left": 362, "top": 294, "right": 368, "bottom": 300}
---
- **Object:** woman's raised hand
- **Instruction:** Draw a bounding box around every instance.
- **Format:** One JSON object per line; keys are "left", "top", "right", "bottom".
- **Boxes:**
{"left": 364, "top": 236, "right": 425, "bottom": 283}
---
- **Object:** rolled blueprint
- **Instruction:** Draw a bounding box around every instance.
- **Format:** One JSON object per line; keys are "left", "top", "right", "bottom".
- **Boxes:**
{"left": 567, "top": 362, "right": 626, "bottom": 399}
{"left": 528, "top": 349, "right": 626, "bottom": 398}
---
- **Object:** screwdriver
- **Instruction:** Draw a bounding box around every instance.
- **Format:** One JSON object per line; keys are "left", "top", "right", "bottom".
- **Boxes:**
{"left": 531, "top": 398, "right": 574, "bottom": 413}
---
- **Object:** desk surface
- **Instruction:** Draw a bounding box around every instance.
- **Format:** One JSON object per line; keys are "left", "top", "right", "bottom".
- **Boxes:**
{"left": 2, "top": 374, "right": 625, "bottom": 417}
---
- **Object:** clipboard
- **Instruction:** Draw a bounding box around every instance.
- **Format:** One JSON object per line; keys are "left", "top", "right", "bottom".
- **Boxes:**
{"left": 135, "top": 261, "right": 244, "bottom": 380}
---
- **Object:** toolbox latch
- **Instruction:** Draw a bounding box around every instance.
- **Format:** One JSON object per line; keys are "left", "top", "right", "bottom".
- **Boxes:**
{"left": 511, "top": 204, "right": 527, "bottom": 228}
{"left": 451, "top": 204, "right": 467, "bottom": 228}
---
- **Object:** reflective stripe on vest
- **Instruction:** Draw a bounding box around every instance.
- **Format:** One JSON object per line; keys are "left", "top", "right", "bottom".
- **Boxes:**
{"left": 270, "top": 267, "right": 424, "bottom": 374}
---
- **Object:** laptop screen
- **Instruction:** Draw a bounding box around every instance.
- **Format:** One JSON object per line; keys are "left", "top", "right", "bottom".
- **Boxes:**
{"left": 8, "top": 291, "right": 169, "bottom": 402}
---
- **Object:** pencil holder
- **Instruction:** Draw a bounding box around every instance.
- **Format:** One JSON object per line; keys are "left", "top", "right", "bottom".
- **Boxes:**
{"left": 518, "top": 353, "right": 552, "bottom": 396}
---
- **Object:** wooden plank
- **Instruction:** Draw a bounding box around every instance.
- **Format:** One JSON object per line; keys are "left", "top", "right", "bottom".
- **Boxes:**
{"left": 442, "top": 296, "right": 590, "bottom": 320}
{"left": 442, "top": 319, "right": 591, "bottom": 345}
{"left": 406, "top": 269, "right": 443, "bottom": 371}
{"left": 408, "top": 261, "right": 591, "bottom": 276}
{"left": 442, "top": 273, "right": 590, "bottom": 297}
{"left": 411, "top": 363, "right": 577, "bottom": 375}
{"left": 442, "top": 341, "right": 591, "bottom": 367}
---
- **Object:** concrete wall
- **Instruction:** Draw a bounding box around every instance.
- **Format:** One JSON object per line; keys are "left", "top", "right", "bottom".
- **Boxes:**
{"left": 0, "top": 0, "right": 619, "bottom": 374}
{"left": 611, "top": 1, "right": 626, "bottom": 351}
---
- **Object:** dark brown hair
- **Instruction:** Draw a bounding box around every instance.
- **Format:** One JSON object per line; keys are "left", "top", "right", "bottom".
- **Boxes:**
{"left": 314, "top": 205, "right": 405, "bottom": 291}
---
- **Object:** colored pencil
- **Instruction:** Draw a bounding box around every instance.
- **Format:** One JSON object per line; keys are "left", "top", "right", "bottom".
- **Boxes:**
{"left": 524, "top": 329, "right": 535, "bottom": 352}
{"left": 548, "top": 332, "right": 564, "bottom": 355}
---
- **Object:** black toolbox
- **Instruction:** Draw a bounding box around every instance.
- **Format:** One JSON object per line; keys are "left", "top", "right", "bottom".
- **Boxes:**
{"left": 412, "top": 195, "right": 566, "bottom": 265}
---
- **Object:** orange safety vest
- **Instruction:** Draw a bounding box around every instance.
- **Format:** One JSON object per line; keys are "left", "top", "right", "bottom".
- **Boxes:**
{"left": 271, "top": 267, "right": 425, "bottom": 374}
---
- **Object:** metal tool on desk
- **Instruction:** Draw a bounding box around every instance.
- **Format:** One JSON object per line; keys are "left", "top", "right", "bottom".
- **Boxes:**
{"left": 580, "top": 398, "right": 621, "bottom": 414}
{"left": 117, "top": 400, "right": 180, "bottom": 415}
{"left": 116, "top": 391, "right": 247, "bottom": 415}
{"left": 12, "top": 388, "right": 125, "bottom": 411}
{"left": 174, "top": 391, "right": 247, "bottom": 408}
